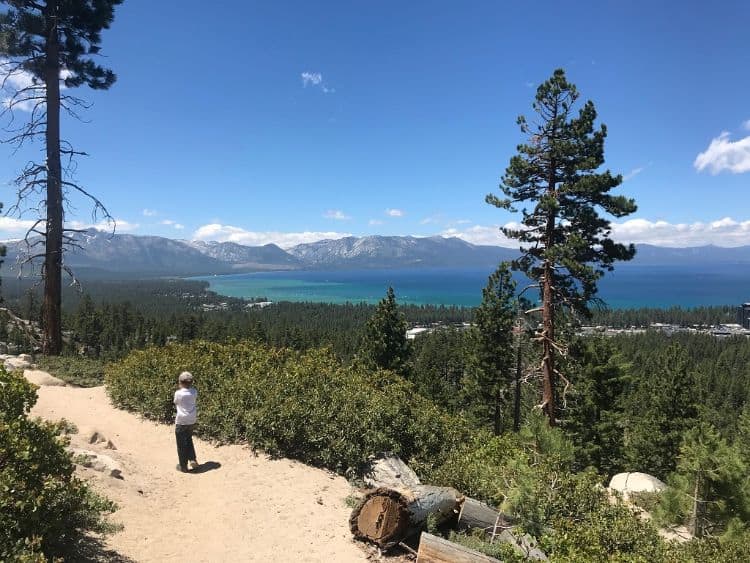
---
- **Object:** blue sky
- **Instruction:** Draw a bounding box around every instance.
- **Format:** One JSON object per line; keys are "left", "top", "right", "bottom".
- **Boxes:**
{"left": 1, "top": 0, "right": 749, "bottom": 247}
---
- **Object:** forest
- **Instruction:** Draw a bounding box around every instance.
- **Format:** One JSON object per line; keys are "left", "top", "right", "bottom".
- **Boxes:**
{"left": 3, "top": 273, "right": 750, "bottom": 561}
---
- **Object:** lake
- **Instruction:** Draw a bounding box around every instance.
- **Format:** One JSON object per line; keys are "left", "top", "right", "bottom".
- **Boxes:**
{"left": 193, "top": 264, "right": 749, "bottom": 309}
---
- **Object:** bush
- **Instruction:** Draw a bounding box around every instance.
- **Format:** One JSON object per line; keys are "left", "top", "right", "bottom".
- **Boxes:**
{"left": 105, "top": 341, "right": 472, "bottom": 474}
{"left": 34, "top": 355, "right": 108, "bottom": 387}
{"left": 0, "top": 368, "right": 117, "bottom": 561}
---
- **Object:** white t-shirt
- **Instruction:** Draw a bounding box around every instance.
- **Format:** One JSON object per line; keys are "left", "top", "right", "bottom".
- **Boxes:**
{"left": 174, "top": 387, "right": 198, "bottom": 425}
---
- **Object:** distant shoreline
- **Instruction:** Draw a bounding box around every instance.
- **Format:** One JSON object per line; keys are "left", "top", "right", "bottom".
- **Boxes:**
{"left": 191, "top": 265, "right": 749, "bottom": 309}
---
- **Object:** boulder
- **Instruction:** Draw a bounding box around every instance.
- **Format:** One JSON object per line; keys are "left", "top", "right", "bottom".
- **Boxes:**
{"left": 69, "top": 448, "right": 123, "bottom": 479}
{"left": 4, "top": 356, "right": 32, "bottom": 372}
{"left": 608, "top": 472, "right": 666, "bottom": 500}
{"left": 24, "top": 369, "right": 67, "bottom": 387}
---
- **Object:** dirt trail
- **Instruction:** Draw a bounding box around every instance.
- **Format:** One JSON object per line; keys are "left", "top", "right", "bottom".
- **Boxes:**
{"left": 30, "top": 381, "right": 367, "bottom": 563}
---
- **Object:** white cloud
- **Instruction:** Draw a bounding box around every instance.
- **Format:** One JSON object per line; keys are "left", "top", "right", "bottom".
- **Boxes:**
{"left": 368, "top": 219, "right": 383, "bottom": 226}
{"left": 623, "top": 167, "right": 644, "bottom": 181}
{"left": 743, "top": 119, "right": 750, "bottom": 131}
{"left": 420, "top": 214, "right": 443, "bottom": 225}
{"left": 160, "top": 219, "right": 185, "bottom": 229}
{"left": 301, "top": 72, "right": 322, "bottom": 86}
{"left": 323, "top": 209, "right": 351, "bottom": 221}
{"left": 385, "top": 208, "right": 404, "bottom": 218}
{"left": 0, "top": 58, "right": 72, "bottom": 112}
{"left": 0, "top": 216, "right": 39, "bottom": 239}
{"left": 440, "top": 225, "right": 518, "bottom": 247}
{"left": 694, "top": 131, "right": 750, "bottom": 174}
{"left": 301, "top": 71, "right": 335, "bottom": 94}
{"left": 142, "top": 208, "right": 158, "bottom": 217}
{"left": 68, "top": 218, "right": 139, "bottom": 233}
{"left": 193, "top": 223, "right": 351, "bottom": 249}
{"left": 610, "top": 217, "right": 750, "bottom": 247}
{"left": 443, "top": 217, "right": 750, "bottom": 248}
{"left": 0, "top": 217, "right": 138, "bottom": 240}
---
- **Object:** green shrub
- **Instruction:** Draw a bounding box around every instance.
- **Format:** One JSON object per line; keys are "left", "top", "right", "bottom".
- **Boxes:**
{"left": 34, "top": 355, "right": 108, "bottom": 387}
{"left": 105, "top": 341, "right": 472, "bottom": 473}
{"left": 0, "top": 369, "right": 117, "bottom": 561}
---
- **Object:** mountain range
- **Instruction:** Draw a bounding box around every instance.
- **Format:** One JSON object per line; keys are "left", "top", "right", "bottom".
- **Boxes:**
{"left": 2, "top": 230, "right": 749, "bottom": 277}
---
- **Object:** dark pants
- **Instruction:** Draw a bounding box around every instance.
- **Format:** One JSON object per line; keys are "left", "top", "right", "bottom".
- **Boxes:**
{"left": 175, "top": 424, "right": 197, "bottom": 469}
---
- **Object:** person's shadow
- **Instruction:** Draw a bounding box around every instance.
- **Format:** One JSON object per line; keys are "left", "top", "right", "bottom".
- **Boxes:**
{"left": 190, "top": 461, "right": 221, "bottom": 474}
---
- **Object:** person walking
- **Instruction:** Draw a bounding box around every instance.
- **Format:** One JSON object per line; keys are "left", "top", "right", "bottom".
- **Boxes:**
{"left": 174, "top": 371, "right": 199, "bottom": 472}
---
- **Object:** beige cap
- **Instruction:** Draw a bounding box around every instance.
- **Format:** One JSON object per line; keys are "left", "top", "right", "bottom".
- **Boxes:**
{"left": 178, "top": 371, "right": 193, "bottom": 382}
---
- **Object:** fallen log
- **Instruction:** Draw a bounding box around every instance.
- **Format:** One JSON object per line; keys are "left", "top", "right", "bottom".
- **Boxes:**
{"left": 349, "top": 485, "right": 462, "bottom": 547}
{"left": 363, "top": 451, "right": 422, "bottom": 489}
{"left": 416, "top": 532, "right": 501, "bottom": 563}
{"left": 457, "top": 497, "right": 547, "bottom": 560}
{"left": 457, "top": 497, "right": 513, "bottom": 534}
{"left": 351, "top": 453, "right": 546, "bottom": 559}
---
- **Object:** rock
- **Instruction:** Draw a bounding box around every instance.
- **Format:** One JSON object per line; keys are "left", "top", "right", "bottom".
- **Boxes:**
{"left": 608, "top": 472, "right": 666, "bottom": 500}
{"left": 4, "top": 356, "right": 32, "bottom": 372}
{"left": 658, "top": 525, "right": 693, "bottom": 543}
{"left": 18, "top": 353, "right": 32, "bottom": 363}
{"left": 79, "top": 426, "right": 117, "bottom": 450}
{"left": 24, "top": 369, "right": 67, "bottom": 387}
{"left": 69, "top": 448, "right": 123, "bottom": 479}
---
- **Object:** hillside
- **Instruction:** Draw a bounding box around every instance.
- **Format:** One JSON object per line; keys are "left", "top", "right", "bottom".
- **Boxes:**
{"left": 3, "top": 229, "right": 750, "bottom": 277}
{"left": 288, "top": 235, "right": 515, "bottom": 269}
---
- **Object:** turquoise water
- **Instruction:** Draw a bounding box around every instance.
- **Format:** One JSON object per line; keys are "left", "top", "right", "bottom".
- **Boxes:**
{"left": 194, "top": 265, "right": 749, "bottom": 309}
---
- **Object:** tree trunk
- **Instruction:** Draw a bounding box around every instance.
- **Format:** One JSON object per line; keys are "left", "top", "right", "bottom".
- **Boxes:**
{"left": 457, "top": 497, "right": 511, "bottom": 533}
{"left": 362, "top": 452, "right": 422, "bottom": 490}
{"left": 689, "top": 473, "right": 704, "bottom": 539}
{"left": 416, "top": 532, "right": 501, "bottom": 563}
{"left": 457, "top": 498, "right": 547, "bottom": 561}
{"left": 513, "top": 320, "right": 522, "bottom": 432}
{"left": 541, "top": 253, "right": 556, "bottom": 425}
{"left": 493, "top": 385, "right": 501, "bottom": 435}
{"left": 349, "top": 486, "right": 462, "bottom": 547}
{"left": 42, "top": 0, "right": 63, "bottom": 356}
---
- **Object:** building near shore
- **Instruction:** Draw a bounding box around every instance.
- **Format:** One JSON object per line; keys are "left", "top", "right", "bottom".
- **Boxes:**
{"left": 738, "top": 303, "right": 750, "bottom": 329}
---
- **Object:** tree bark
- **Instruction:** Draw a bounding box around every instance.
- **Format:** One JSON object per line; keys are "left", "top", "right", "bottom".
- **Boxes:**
{"left": 349, "top": 486, "right": 462, "bottom": 547}
{"left": 416, "top": 532, "right": 501, "bottom": 563}
{"left": 42, "top": 0, "right": 63, "bottom": 356}
{"left": 457, "top": 498, "right": 547, "bottom": 561}
{"left": 362, "top": 452, "right": 422, "bottom": 490}
{"left": 541, "top": 111, "right": 558, "bottom": 426}
{"left": 456, "top": 497, "right": 512, "bottom": 533}
{"left": 689, "top": 473, "right": 704, "bottom": 539}
{"left": 513, "top": 320, "right": 522, "bottom": 432}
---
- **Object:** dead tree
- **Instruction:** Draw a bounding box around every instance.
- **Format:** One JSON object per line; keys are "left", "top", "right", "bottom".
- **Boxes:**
{"left": 0, "top": 0, "right": 122, "bottom": 355}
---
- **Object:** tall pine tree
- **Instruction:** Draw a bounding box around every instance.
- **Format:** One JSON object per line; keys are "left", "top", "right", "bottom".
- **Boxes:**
{"left": 0, "top": 0, "right": 122, "bottom": 354}
{"left": 361, "top": 286, "right": 410, "bottom": 374}
{"left": 473, "top": 262, "right": 517, "bottom": 434}
{"left": 487, "top": 69, "right": 637, "bottom": 426}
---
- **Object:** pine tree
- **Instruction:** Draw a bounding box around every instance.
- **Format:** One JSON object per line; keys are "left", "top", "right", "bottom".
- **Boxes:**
{"left": 487, "top": 69, "right": 637, "bottom": 426}
{"left": 658, "top": 422, "right": 748, "bottom": 538}
{"left": 0, "top": 0, "right": 123, "bottom": 355}
{"left": 472, "top": 262, "right": 517, "bottom": 434}
{"left": 622, "top": 344, "right": 698, "bottom": 478}
{"left": 361, "top": 286, "right": 410, "bottom": 374}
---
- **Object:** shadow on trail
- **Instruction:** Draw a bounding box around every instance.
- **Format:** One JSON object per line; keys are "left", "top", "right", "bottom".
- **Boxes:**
{"left": 190, "top": 461, "right": 221, "bottom": 474}
{"left": 73, "top": 535, "right": 137, "bottom": 563}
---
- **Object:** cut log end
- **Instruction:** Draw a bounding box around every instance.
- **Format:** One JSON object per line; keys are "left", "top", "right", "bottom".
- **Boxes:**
{"left": 353, "top": 490, "right": 409, "bottom": 544}
{"left": 350, "top": 486, "right": 460, "bottom": 547}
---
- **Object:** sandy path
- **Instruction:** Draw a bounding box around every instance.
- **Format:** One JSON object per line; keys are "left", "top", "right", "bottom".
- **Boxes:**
{"left": 30, "top": 382, "right": 367, "bottom": 563}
